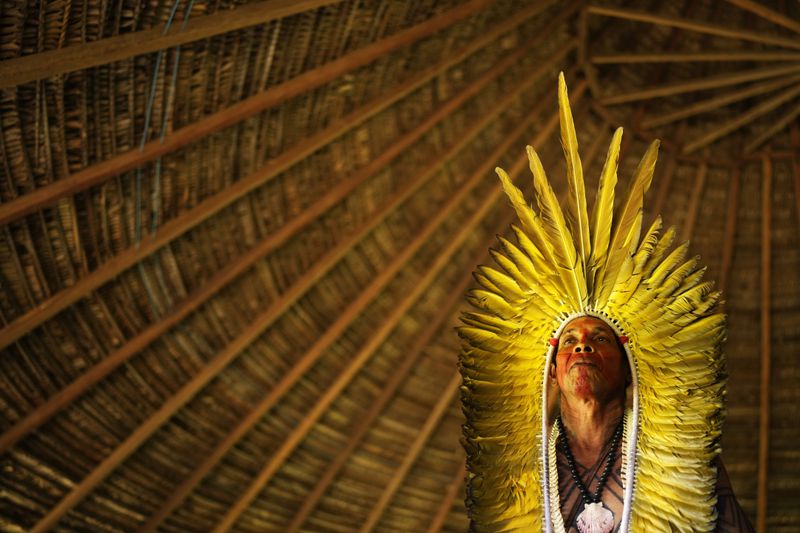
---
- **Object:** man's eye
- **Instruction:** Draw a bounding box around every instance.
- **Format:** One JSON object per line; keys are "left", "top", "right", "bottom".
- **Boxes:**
{"left": 562, "top": 338, "right": 576, "bottom": 345}
{"left": 597, "top": 336, "right": 608, "bottom": 342}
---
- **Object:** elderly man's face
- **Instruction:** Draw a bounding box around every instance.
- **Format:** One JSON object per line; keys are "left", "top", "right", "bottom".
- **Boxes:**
{"left": 552, "top": 316, "right": 629, "bottom": 402}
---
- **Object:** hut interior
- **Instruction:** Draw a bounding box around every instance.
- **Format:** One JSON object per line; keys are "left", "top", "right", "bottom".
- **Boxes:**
{"left": 0, "top": 0, "right": 798, "bottom": 531}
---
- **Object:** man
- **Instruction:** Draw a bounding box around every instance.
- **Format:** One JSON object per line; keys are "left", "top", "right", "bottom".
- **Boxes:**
{"left": 458, "top": 73, "right": 751, "bottom": 532}
{"left": 550, "top": 316, "right": 752, "bottom": 532}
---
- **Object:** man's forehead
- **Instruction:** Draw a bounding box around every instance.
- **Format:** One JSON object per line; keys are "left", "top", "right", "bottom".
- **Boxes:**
{"left": 561, "top": 316, "right": 615, "bottom": 335}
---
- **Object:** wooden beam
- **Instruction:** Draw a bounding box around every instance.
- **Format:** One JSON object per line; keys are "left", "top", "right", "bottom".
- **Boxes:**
{"left": 680, "top": 157, "right": 708, "bottom": 242}
{"left": 0, "top": 28, "right": 574, "bottom": 454}
{"left": 791, "top": 125, "right": 800, "bottom": 231}
{"left": 0, "top": 0, "right": 500, "bottom": 226}
{"left": 209, "top": 86, "right": 582, "bottom": 533}
{"left": 745, "top": 103, "right": 800, "bottom": 153}
{"left": 136, "top": 69, "right": 564, "bottom": 533}
{"left": 359, "top": 373, "right": 461, "bottom": 533}
{"left": 601, "top": 64, "right": 800, "bottom": 106}
{"left": 725, "top": 0, "right": 800, "bottom": 35}
{"left": 281, "top": 260, "right": 477, "bottom": 533}
{"left": 587, "top": 5, "right": 800, "bottom": 50}
{"left": 683, "top": 82, "right": 800, "bottom": 154}
{"left": 651, "top": 125, "right": 685, "bottom": 217}
{"left": 0, "top": 0, "right": 345, "bottom": 89}
{"left": 643, "top": 74, "right": 800, "bottom": 129}
{"left": 718, "top": 167, "right": 741, "bottom": 295}
{"left": 0, "top": 22, "right": 566, "bottom": 353}
{"left": 426, "top": 462, "right": 466, "bottom": 533}
{"left": 757, "top": 154, "right": 772, "bottom": 533}
{"left": 283, "top": 99, "right": 568, "bottom": 533}
{"left": 592, "top": 51, "right": 800, "bottom": 64}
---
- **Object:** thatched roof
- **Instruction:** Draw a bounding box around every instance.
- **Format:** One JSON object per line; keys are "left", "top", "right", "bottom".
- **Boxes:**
{"left": 0, "top": 0, "right": 797, "bottom": 531}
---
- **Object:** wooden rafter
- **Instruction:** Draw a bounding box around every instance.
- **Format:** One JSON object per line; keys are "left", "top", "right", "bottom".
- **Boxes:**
{"left": 724, "top": 0, "right": 800, "bottom": 35}
{"left": 0, "top": 0, "right": 509, "bottom": 227}
{"left": 683, "top": 82, "right": 800, "bottom": 154}
{"left": 718, "top": 167, "right": 741, "bottom": 294}
{"left": 587, "top": 5, "right": 800, "bottom": 50}
{"left": 643, "top": 75, "right": 800, "bottom": 129}
{"left": 138, "top": 72, "right": 566, "bottom": 532}
{"left": 359, "top": 375, "right": 461, "bottom": 533}
{"left": 602, "top": 64, "right": 800, "bottom": 106}
{"left": 0, "top": 0, "right": 346, "bottom": 89}
{"left": 592, "top": 51, "right": 800, "bottom": 64}
{"left": 757, "top": 155, "right": 772, "bottom": 533}
{"left": 0, "top": 20, "right": 568, "bottom": 352}
{"left": 680, "top": 156, "right": 708, "bottom": 242}
{"left": 0, "top": 30, "right": 575, "bottom": 455}
{"left": 745, "top": 103, "right": 800, "bottom": 153}
{"left": 651, "top": 124, "right": 686, "bottom": 218}
{"left": 426, "top": 462, "right": 466, "bottom": 533}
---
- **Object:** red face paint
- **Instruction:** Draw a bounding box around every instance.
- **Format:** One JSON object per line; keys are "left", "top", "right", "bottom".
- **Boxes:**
{"left": 553, "top": 316, "right": 629, "bottom": 402}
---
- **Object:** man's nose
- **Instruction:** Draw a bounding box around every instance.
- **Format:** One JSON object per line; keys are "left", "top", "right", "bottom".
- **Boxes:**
{"left": 574, "top": 343, "right": 593, "bottom": 353}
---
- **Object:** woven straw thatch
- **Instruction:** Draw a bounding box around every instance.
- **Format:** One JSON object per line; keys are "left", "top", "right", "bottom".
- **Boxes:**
{"left": 0, "top": 0, "right": 798, "bottom": 531}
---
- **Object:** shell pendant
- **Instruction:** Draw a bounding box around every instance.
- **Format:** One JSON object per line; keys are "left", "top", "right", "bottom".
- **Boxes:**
{"left": 576, "top": 502, "right": 614, "bottom": 533}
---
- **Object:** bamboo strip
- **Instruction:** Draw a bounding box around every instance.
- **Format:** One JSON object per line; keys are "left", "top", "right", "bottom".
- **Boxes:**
{"left": 757, "top": 155, "right": 772, "bottom": 533}
{"left": 683, "top": 82, "right": 800, "bottom": 154}
{"left": 359, "top": 373, "right": 461, "bottom": 533}
{"left": 680, "top": 157, "right": 708, "bottom": 242}
{"left": 745, "top": 103, "right": 800, "bottom": 153}
{"left": 0, "top": 19, "right": 559, "bottom": 353}
{"left": 643, "top": 74, "right": 800, "bottom": 129}
{"left": 724, "top": 0, "right": 800, "bottom": 35}
{"left": 0, "top": 0, "right": 501, "bottom": 226}
{"left": 0, "top": 0, "right": 344, "bottom": 89}
{"left": 209, "top": 86, "right": 581, "bottom": 533}
{"left": 592, "top": 51, "right": 800, "bottom": 64}
{"left": 718, "top": 167, "right": 741, "bottom": 294}
{"left": 601, "top": 64, "right": 800, "bottom": 106}
{"left": 426, "top": 462, "right": 467, "bottom": 533}
{"left": 0, "top": 25, "right": 573, "bottom": 455}
{"left": 283, "top": 101, "right": 567, "bottom": 532}
{"left": 587, "top": 5, "right": 800, "bottom": 50}
{"left": 137, "top": 53, "right": 568, "bottom": 533}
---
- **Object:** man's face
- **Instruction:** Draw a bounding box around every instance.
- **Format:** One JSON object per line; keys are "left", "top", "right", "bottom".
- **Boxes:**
{"left": 551, "top": 316, "right": 629, "bottom": 402}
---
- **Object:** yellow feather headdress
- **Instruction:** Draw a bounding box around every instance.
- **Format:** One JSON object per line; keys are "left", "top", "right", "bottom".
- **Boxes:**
{"left": 458, "top": 73, "right": 725, "bottom": 532}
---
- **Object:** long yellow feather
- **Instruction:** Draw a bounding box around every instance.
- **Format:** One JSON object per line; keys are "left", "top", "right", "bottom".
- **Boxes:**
{"left": 589, "top": 127, "right": 623, "bottom": 291}
{"left": 527, "top": 145, "right": 586, "bottom": 306}
{"left": 558, "top": 72, "right": 590, "bottom": 273}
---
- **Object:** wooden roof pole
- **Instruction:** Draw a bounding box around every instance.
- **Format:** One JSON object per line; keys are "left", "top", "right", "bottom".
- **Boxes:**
{"left": 0, "top": 32, "right": 574, "bottom": 456}
{"left": 358, "top": 374, "right": 461, "bottom": 533}
{"left": 31, "top": 77, "right": 585, "bottom": 533}
{"left": 791, "top": 125, "right": 800, "bottom": 230}
{"left": 601, "top": 64, "right": 800, "bottom": 106}
{"left": 586, "top": 5, "right": 800, "bottom": 50}
{"left": 0, "top": 0, "right": 344, "bottom": 89}
{"left": 286, "top": 100, "right": 572, "bottom": 533}
{"left": 0, "top": 0, "right": 502, "bottom": 226}
{"left": 651, "top": 124, "right": 686, "bottom": 219}
{"left": 683, "top": 82, "right": 800, "bottom": 154}
{"left": 0, "top": 0, "right": 563, "bottom": 352}
{"left": 745, "top": 103, "right": 800, "bottom": 154}
{"left": 138, "top": 64, "right": 569, "bottom": 532}
{"left": 680, "top": 155, "right": 709, "bottom": 242}
{"left": 592, "top": 51, "right": 800, "bottom": 64}
{"left": 209, "top": 85, "right": 584, "bottom": 533}
{"left": 282, "top": 254, "right": 482, "bottom": 533}
{"left": 643, "top": 75, "right": 800, "bottom": 129}
{"left": 718, "top": 167, "right": 741, "bottom": 294}
{"left": 724, "top": 0, "right": 800, "bottom": 35}
{"left": 426, "top": 462, "right": 467, "bottom": 533}
{"left": 756, "top": 155, "right": 772, "bottom": 533}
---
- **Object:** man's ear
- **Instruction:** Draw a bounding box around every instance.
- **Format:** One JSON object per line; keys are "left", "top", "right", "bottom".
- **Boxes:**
{"left": 549, "top": 363, "right": 557, "bottom": 380}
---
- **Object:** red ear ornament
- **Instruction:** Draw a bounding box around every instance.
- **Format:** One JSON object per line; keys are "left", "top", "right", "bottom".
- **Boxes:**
{"left": 619, "top": 335, "right": 629, "bottom": 345}
{"left": 548, "top": 338, "right": 558, "bottom": 347}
